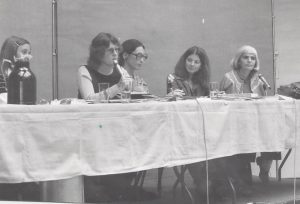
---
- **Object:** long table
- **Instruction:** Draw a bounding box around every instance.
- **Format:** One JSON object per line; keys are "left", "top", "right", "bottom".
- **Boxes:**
{"left": 0, "top": 96, "right": 299, "bottom": 201}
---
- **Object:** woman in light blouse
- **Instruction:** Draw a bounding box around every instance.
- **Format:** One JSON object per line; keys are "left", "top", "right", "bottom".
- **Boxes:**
{"left": 119, "top": 39, "right": 149, "bottom": 93}
{"left": 220, "top": 45, "right": 281, "bottom": 195}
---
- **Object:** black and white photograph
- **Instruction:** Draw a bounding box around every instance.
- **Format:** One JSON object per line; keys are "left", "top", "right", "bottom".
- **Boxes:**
{"left": 0, "top": 0, "right": 299, "bottom": 204}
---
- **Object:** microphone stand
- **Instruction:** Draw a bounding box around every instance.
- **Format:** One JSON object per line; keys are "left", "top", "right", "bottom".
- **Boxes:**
{"left": 264, "top": 89, "right": 268, "bottom": 96}
{"left": 263, "top": 85, "right": 270, "bottom": 96}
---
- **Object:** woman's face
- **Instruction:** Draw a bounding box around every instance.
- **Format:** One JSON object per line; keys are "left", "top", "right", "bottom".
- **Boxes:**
{"left": 124, "top": 46, "right": 147, "bottom": 70}
{"left": 101, "top": 43, "right": 120, "bottom": 66}
{"left": 239, "top": 52, "right": 256, "bottom": 71}
{"left": 15, "top": 44, "right": 32, "bottom": 62}
{"left": 185, "top": 54, "right": 201, "bottom": 75}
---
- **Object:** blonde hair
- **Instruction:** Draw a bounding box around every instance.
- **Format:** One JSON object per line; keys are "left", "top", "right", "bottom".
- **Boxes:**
{"left": 230, "top": 45, "right": 260, "bottom": 71}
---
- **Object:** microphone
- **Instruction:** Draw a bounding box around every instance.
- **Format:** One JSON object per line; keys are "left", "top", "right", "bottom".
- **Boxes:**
{"left": 258, "top": 74, "right": 271, "bottom": 89}
{"left": 113, "top": 59, "right": 124, "bottom": 77}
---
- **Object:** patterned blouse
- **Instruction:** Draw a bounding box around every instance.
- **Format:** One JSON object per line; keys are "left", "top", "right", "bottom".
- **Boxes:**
{"left": 167, "top": 73, "right": 208, "bottom": 97}
{"left": 219, "top": 70, "right": 266, "bottom": 96}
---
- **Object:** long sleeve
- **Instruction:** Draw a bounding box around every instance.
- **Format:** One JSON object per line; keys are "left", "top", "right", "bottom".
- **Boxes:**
{"left": 167, "top": 74, "right": 194, "bottom": 96}
{"left": 219, "top": 73, "right": 234, "bottom": 94}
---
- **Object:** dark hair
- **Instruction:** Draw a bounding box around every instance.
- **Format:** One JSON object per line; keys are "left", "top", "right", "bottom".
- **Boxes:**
{"left": 0, "top": 36, "right": 30, "bottom": 64}
{"left": 0, "top": 36, "right": 30, "bottom": 78}
{"left": 174, "top": 46, "right": 210, "bottom": 95}
{"left": 87, "top": 32, "right": 120, "bottom": 70}
{"left": 119, "top": 39, "right": 145, "bottom": 66}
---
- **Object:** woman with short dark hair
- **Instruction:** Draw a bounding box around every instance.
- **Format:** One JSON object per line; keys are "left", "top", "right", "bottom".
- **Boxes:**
{"left": 119, "top": 39, "right": 149, "bottom": 93}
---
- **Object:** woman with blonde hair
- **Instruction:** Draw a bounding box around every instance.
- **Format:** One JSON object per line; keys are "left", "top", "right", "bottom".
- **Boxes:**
{"left": 220, "top": 45, "right": 281, "bottom": 195}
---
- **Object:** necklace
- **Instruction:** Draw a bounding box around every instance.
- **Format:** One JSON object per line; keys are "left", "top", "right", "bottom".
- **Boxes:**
{"left": 237, "top": 70, "right": 248, "bottom": 81}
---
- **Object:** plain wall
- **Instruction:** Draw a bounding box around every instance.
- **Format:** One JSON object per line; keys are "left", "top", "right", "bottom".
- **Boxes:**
{"left": 0, "top": 0, "right": 276, "bottom": 100}
{"left": 274, "top": 0, "right": 300, "bottom": 87}
{"left": 57, "top": 0, "right": 274, "bottom": 98}
{"left": 0, "top": 0, "right": 52, "bottom": 100}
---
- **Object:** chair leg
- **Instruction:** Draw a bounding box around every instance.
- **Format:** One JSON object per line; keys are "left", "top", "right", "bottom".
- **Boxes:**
{"left": 278, "top": 149, "right": 292, "bottom": 181}
{"left": 172, "top": 166, "right": 195, "bottom": 204}
{"left": 180, "top": 166, "right": 187, "bottom": 194}
{"left": 140, "top": 171, "right": 147, "bottom": 187}
{"left": 172, "top": 166, "right": 180, "bottom": 196}
{"left": 134, "top": 171, "right": 146, "bottom": 187}
{"left": 157, "top": 168, "right": 164, "bottom": 196}
{"left": 133, "top": 172, "right": 141, "bottom": 187}
{"left": 227, "top": 177, "right": 237, "bottom": 204}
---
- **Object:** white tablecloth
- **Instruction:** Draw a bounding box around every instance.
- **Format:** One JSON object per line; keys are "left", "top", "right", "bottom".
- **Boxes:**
{"left": 0, "top": 96, "right": 299, "bottom": 183}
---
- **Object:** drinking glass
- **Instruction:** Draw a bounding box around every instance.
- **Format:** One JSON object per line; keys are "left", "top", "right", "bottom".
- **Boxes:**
{"left": 98, "top": 83, "right": 109, "bottom": 103}
{"left": 209, "top": 82, "right": 219, "bottom": 99}
{"left": 121, "top": 78, "right": 133, "bottom": 103}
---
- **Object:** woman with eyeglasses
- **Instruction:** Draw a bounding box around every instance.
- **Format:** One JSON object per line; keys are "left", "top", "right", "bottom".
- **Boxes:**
{"left": 119, "top": 39, "right": 149, "bottom": 93}
{"left": 220, "top": 45, "right": 281, "bottom": 195}
{"left": 78, "top": 32, "right": 157, "bottom": 202}
{"left": 78, "top": 32, "right": 133, "bottom": 202}
{"left": 77, "top": 32, "right": 130, "bottom": 101}
{"left": 0, "top": 36, "right": 32, "bottom": 103}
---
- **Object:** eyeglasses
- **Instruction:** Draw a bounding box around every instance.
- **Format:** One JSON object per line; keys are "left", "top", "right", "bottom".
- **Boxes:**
{"left": 106, "top": 47, "right": 120, "bottom": 54}
{"left": 130, "top": 53, "right": 148, "bottom": 61}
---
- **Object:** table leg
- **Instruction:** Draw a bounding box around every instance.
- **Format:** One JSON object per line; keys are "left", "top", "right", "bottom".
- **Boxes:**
{"left": 40, "top": 176, "right": 84, "bottom": 202}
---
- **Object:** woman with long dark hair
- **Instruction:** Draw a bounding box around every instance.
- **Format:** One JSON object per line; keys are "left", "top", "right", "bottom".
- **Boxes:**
{"left": 0, "top": 36, "right": 38, "bottom": 201}
{"left": 167, "top": 46, "right": 210, "bottom": 97}
{"left": 167, "top": 46, "right": 225, "bottom": 203}
{"left": 0, "top": 36, "right": 31, "bottom": 97}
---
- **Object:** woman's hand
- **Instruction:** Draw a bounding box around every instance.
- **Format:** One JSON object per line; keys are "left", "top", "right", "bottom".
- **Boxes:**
{"left": 117, "top": 79, "right": 126, "bottom": 91}
{"left": 167, "top": 89, "right": 185, "bottom": 97}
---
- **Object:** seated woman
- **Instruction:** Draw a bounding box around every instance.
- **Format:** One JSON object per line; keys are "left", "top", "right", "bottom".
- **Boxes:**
{"left": 119, "top": 39, "right": 149, "bottom": 93}
{"left": 0, "top": 36, "right": 32, "bottom": 103}
{"left": 77, "top": 32, "right": 156, "bottom": 202}
{"left": 0, "top": 36, "right": 38, "bottom": 200}
{"left": 220, "top": 45, "right": 281, "bottom": 194}
{"left": 77, "top": 32, "right": 130, "bottom": 102}
{"left": 167, "top": 46, "right": 209, "bottom": 97}
{"left": 78, "top": 32, "right": 135, "bottom": 202}
{"left": 167, "top": 46, "right": 226, "bottom": 202}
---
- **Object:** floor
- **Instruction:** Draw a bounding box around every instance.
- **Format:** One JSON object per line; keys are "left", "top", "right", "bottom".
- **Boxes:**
{"left": 131, "top": 167, "right": 300, "bottom": 204}
{"left": 0, "top": 167, "right": 299, "bottom": 204}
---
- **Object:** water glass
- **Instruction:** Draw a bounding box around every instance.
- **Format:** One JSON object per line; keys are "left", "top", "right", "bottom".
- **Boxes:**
{"left": 98, "top": 83, "right": 109, "bottom": 103}
{"left": 121, "top": 78, "right": 133, "bottom": 103}
{"left": 209, "top": 82, "right": 219, "bottom": 99}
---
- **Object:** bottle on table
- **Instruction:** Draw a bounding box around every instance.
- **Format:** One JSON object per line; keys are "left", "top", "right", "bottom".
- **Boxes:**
{"left": 7, "top": 60, "right": 36, "bottom": 104}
